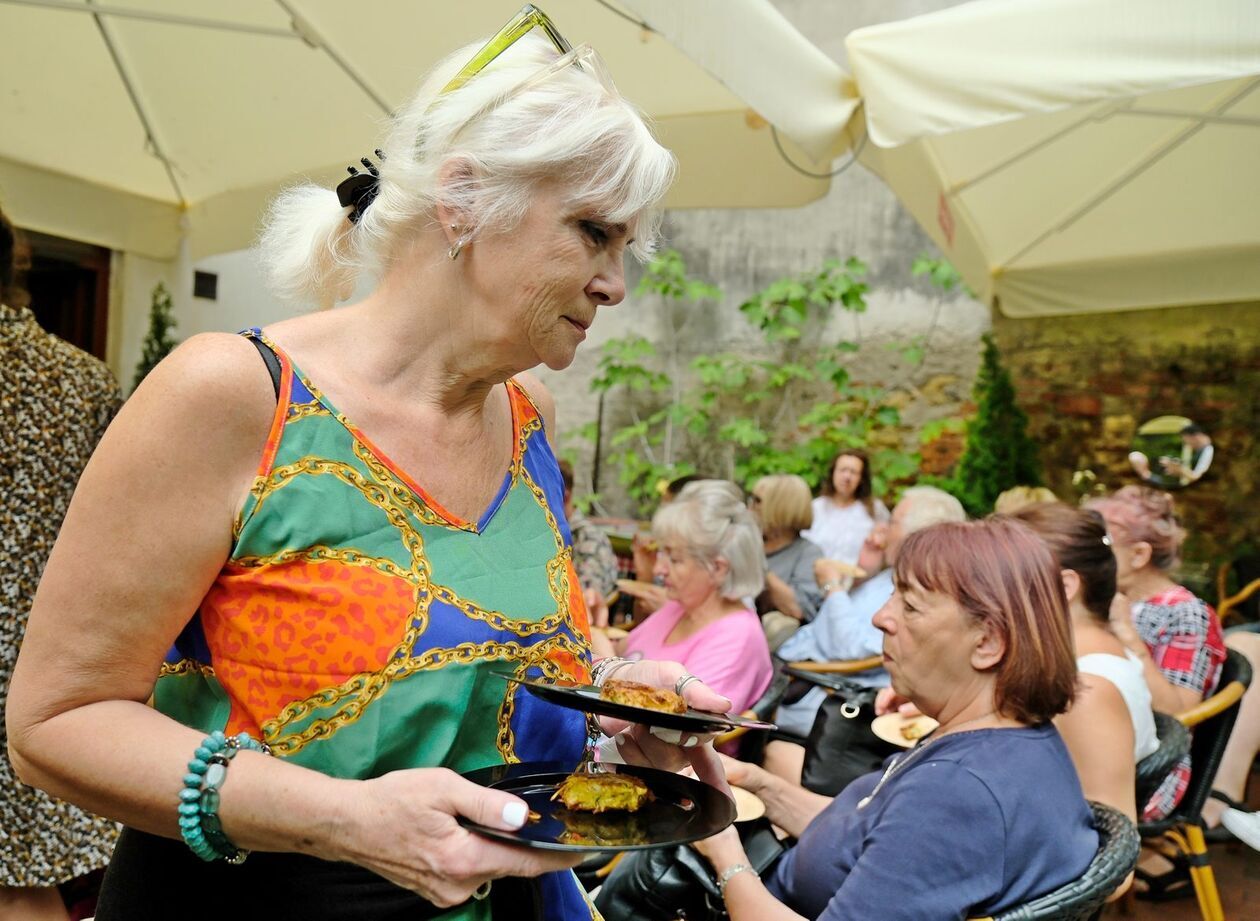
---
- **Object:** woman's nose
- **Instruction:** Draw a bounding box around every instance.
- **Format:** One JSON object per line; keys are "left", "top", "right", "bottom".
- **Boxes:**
{"left": 586, "top": 257, "right": 626, "bottom": 306}
{"left": 872, "top": 599, "right": 897, "bottom": 634}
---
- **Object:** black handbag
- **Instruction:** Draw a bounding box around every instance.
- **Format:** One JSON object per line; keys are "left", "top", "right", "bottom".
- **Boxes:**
{"left": 799, "top": 685, "right": 900, "bottom": 797}
{"left": 594, "top": 817, "right": 788, "bottom": 921}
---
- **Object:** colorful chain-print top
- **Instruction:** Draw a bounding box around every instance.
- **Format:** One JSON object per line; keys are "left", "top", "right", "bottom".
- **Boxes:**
{"left": 154, "top": 330, "right": 597, "bottom": 920}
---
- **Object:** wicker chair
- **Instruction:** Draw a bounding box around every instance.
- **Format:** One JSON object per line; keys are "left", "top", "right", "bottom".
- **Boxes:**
{"left": 1135, "top": 711, "right": 1191, "bottom": 809}
{"left": 971, "top": 802, "right": 1140, "bottom": 921}
{"left": 1138, "top": 647, "right": 1253, "bottom": 921}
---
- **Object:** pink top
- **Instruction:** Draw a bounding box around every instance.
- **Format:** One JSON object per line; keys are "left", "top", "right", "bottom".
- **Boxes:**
{"left": 622, "top": 601, "right": 773, "bottom": 714}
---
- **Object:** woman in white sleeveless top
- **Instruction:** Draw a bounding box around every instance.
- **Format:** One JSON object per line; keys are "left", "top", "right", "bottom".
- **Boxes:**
{"left": 1014, "top": 502, "right": 1158, "bottom": 823}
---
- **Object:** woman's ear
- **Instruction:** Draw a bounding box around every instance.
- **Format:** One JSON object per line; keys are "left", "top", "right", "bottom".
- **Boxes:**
{"left": 971, "top": 620, "right": 1007, "bottom": 673}
{"left": 434, "top": 158, "right": 478, "bottom": 246}
{"left": 1060, "top": 569, "right": 1082, "bottom": 605}
{"left": 710, "top": 556, "right": 730, "bottom": 588}
{"left": 1130, "top": 541, "right": 1154, "bottom": 571}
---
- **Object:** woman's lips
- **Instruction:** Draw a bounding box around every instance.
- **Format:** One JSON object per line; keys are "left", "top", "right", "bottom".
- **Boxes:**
{"left": 563, "top": 316, "right": 588, "bottom": 338}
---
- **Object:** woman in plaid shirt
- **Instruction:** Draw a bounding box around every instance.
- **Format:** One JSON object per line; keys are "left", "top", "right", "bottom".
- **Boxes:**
{"left": 1090, "top": 486, "right": 1226, "bottom": 820}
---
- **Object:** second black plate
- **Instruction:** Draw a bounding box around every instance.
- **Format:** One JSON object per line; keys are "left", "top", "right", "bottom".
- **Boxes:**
{"left": 460, "top": 761, "right": 735, "bottom": 852}
{"left": 492, "top": 670, "right": 776, "bottom": 733}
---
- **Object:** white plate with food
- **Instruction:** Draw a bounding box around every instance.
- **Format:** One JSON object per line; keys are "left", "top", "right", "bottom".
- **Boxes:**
{"left": 870, "top": 712, "right": 939, "bottom": 748}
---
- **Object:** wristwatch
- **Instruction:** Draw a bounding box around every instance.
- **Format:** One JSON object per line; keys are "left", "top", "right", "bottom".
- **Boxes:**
{"left": 718, "top": 863, "right": 755, "bottom": 898}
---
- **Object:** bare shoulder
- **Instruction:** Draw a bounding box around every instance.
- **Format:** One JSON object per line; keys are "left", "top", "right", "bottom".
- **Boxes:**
{"left": 104, "top": 332, "right": 277, "bottom": 500}
{"left": 126, "top": 333, "right": 275, "bottom": 434}
{"left": 1072, "top": 672, "right": 1131, "bottom": 726}
{"left": 514, "top": 370, "right": 557, "bottom": 434}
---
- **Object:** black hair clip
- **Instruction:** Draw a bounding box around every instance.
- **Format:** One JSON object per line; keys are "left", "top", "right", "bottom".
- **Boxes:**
{"left": 336, "top": 149, "right": 386, "bottom": 224}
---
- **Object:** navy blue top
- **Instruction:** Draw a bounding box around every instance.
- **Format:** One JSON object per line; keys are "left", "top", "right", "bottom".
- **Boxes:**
{"left": 766, "top": 724, "right": 1098, "bottom": 920}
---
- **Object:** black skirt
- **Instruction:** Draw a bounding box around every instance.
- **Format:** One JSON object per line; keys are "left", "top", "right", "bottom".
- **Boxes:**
{"left": 95, "top": 827, "right": 540, "bottom": 920}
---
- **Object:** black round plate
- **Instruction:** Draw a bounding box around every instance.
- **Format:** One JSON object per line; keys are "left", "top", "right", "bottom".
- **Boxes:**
{"left": 459, "top": 761, "right": 735, "bottom": 852}
{"left": 492, "top": 670, "right": 776, "bottom": 734}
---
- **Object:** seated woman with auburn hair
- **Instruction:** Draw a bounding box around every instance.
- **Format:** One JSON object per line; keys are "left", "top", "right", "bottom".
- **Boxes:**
{"left": 691, "top": 518, "right": 1098, "bottom": 921}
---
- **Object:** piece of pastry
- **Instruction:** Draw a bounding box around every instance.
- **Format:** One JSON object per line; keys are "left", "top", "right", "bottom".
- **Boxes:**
{"left": 551, "top": 771, "right": 654, "bottom": 813}
{"left": 600, "top": 678, "right": 687, "bottom": 714}
{"left": 900, "top": 719, "right": 930, "bottom": 741}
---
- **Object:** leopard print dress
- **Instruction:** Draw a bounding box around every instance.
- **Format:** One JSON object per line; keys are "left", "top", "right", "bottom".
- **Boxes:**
{"left": 0, "top": 301, "right": 123, "bottom": 886}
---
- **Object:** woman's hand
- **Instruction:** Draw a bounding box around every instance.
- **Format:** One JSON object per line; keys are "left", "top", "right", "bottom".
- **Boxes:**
{"left": 333, "top": 768, "right": 583, "bottom": 908}
{"left": 585, "top": 587, "right": 610, "bottom": 630}
{"left": 598, "top": 659, "right": 731, "bottom": 792}
{"left": 691, "top": 823, "right": 745, "bottom": 869}
{"left": 616, "top": 577, "right": 668, "bottom": 611}
{"left": 874, "top": 687, "right": 921, "bottom": 718}
{"left": 1108, "top": 593, "right": 1147, "bottom": 656}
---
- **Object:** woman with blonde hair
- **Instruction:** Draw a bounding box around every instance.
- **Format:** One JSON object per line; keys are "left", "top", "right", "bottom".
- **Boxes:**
{"left": 749, "top": 475, "right": 824, "bottom": 638}
{"left": 7, "top": 8, "right": 726, "bottom": 919}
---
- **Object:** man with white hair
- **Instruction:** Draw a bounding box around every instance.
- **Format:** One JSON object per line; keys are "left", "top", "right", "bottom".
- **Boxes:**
{"left": 774, "top": 485, "right": 967, "bottom": 735}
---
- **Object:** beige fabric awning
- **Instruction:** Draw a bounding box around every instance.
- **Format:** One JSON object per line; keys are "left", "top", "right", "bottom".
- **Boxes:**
{"left": 842, "top": 0, "right": 1260, "bottom": 317}
{"left": 0, "top": 0, "right": 838, "bottom": 260}
{"left": 628, "top": 0, "right": 1260, "bottom": 318}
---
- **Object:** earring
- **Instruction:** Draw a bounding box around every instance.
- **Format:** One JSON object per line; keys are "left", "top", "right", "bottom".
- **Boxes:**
{"left": 448, "top": 224, "right": 467, "bottom": 260}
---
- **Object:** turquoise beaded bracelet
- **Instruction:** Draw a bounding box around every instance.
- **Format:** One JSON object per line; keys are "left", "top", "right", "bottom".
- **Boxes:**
{"left": 179, "top": 730, "right": 270, "bottom": 864}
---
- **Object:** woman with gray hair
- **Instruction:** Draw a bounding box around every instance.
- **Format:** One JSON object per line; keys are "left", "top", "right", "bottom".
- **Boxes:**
{"left": 616, "top": 481, "right": 773, "bottom": 717}
{"left": 7, "top": 7, "right": 726, "bottom": 920}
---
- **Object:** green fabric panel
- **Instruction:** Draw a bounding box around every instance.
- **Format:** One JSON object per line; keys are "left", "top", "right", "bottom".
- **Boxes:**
{"left": 275, "top": 663, "right": 516, "bottom": 778}
{"left": 152, "top": 671, "right": 231, "bottom": 734}
{"left": 423, "top": 483, "right": 560, "bottom": 619}
{"left": 234, "top": 472, "right": 414, "bottom": 569}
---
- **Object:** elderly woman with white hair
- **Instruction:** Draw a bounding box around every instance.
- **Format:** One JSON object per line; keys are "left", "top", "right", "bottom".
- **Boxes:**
{"left": 6, "top": 7, "right": 728, "bottom": 920}
{"left": 612, "top": 481, "right": 773, "bottom": 718}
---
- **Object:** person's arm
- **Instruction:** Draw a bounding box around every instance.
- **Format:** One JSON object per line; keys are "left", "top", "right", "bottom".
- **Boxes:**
{"left": 692, "top": 826, "right": 808, "bottom": 921}
{"left": 763, "top": 570, "right": 805, "bottom": 621}
{"left": 1109, "top": 595, "right": 1212, "bottom": 714}
{"left": 790, "top": 588, "right": 884, "bottom": 663}
{"left": 5, "top": 335, "right": 582, "bottom": 905}
{"left": 728, "top": 757, "right": 832, "bottom": 837}
{"left": 1053, "top": 674, "right": 1137, "bottom": 822}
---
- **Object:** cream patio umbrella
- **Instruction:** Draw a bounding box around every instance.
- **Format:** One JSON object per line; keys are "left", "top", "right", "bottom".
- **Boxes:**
{"left": 628, "top": 0, "right": 1260, "bottom": 318}
{"left": 0, "top": 0, "right": 846, "bottom": 261}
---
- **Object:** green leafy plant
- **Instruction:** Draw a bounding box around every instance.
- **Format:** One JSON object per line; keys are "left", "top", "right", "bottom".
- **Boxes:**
{"left": 948, "top": 333, "right": 1044, "bottom": 517}
{"left": 132, "top": 281, "right": 178, "bottom": 391}
{"left": 577, "top": 251, "right": 935, "bottom": 515}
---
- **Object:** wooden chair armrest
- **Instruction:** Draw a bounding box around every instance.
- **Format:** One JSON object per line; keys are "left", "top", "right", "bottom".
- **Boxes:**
{"left": 593, "top": 851, "right": 626, "bottom": 879}
{"left": 787, "top": 655, "right": 883, "bottom": 675}
{"left": 1219, "top": 577, "right": 1260, "bottom": 624}
{"left": 1177, "top": 680, "right": 1247, "bottom": 728}
{"left": 714, "top": 710, "right": 758, "bottom": 747}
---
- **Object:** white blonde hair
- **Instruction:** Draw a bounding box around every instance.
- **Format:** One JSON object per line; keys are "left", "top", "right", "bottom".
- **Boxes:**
{"left": 258, "top": 33, "right": 676, "bottom": 308}
{"left": 653, "top": 480, "right": 766, "bottom": 602}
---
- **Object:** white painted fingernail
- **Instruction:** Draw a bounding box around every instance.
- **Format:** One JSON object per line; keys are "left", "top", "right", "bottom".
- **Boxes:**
{"left": 683, "top": 736, "right": 699, "bottom": 748}
{"left": 502, "top": 801, "right": 528, "bottom": 828}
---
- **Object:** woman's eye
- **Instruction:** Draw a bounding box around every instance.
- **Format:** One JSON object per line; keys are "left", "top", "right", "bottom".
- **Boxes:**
{"left": 579, "top": 221, "right": 609, "bottom": 245}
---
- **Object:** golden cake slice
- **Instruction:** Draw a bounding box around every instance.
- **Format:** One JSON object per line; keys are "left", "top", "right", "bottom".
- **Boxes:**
{"left": 599, "top": 678, "right": 688, "bottom": 714}
{"left": 551, "top": 771, "right": 654, "bottom": 814}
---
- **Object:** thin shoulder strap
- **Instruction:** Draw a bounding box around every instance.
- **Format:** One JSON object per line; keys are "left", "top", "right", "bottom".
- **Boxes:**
{"left": 244, "top": 330, "right": 281, "bottom": 401}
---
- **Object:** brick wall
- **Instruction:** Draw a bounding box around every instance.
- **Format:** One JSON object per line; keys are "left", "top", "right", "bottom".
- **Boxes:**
{"left": 992, "top": 301, "right": 1260, "bottom": 580}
